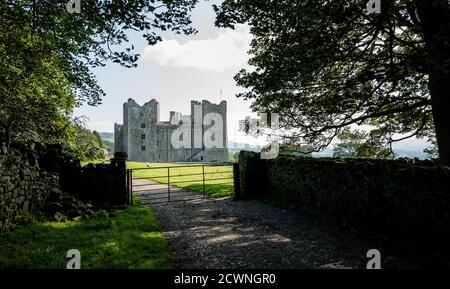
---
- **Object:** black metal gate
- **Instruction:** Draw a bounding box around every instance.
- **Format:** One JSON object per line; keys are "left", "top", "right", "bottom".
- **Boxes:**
{"left": 126, "top": 164, "right": 234, "bottom": 205}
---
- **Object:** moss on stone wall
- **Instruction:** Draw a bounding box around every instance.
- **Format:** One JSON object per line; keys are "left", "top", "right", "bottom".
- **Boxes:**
{"left": 1, "top": 147, "right": 128, "bottom": 232}
{"left": 0, "top": 153, "right": 57, "bottom": 231}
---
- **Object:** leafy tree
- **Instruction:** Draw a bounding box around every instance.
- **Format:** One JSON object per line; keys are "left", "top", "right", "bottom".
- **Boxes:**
{"left": 0, "top": 18, "right": 76, "bottom": 150}
{"left": 65, "top": 125, "right": 107, "bottom": 161}
{"left": 1, "top": 0, "right": 199, "bottom": 151}
{"left": 92, "top": 130, "right": 103, "bottom": 146}
{"left": 228, "top": 151, "right": 240, "bottom": 162}
{"left": 279, "top": 142, "right": 313, "bottom": 157}
{"left": 101, "top": 139, "right": 114, "bottom": 154}
{"left": 2, "top": 0, "right": 199, "bottom": 105}
{"left": 332, "top": 128, "right": 393, "bottom": 158}
{"left": 214, "top": 0, "right": 450, "bottom": 164}
{"left": 424, "top": 138, "right": 439, "bottom": 159}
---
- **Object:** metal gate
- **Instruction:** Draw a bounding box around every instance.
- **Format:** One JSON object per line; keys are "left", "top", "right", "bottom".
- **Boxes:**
{"left": 126, "top": 164, "right": 234, "bottom": 205}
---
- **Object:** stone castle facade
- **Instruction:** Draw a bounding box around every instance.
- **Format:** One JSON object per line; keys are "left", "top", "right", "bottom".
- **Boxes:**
{"left": 114, "top": 98, "right": 228, "bottom": 163}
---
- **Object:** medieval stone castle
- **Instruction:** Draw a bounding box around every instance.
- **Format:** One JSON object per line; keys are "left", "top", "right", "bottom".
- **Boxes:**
{"left": 114, "top": 98, "right": 228, "bottom": 163}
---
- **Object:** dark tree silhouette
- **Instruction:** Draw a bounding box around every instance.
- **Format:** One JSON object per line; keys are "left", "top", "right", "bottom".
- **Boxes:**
{"left": 215, "top": 0, "right": 450, "bottom": 164}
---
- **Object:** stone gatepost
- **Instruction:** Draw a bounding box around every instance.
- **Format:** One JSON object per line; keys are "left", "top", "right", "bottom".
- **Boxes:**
{"left": 111, "top": 152, "right": 128, "bottom": 169}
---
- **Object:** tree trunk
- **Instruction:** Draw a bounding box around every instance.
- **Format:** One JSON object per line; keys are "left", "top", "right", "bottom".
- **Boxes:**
{"left": 416, "top": 0, "right": 450, "bottom": 165}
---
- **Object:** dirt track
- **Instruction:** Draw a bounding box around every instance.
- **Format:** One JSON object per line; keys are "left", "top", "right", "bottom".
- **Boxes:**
{"left": 134, "top": 178, "right": 428, "bottom": 269}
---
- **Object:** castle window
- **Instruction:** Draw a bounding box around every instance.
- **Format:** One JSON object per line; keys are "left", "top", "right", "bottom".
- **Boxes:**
{"left": 141, "top": 123, "right": 146, "bottom": 128}
{"left": 141, "top": 146, "right": 146, "bottom": 151}
{"left": 140, "top": 112, "right": 143, "bottom": 117}
{"left": 141, "top": 134, "right": 146, "bottom": 140}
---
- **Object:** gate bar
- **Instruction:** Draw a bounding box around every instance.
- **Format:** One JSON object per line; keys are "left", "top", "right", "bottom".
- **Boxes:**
{"left": 202, "top": 165, "right": 205, "bottom": 198}
{"left": 126, "top": 169, "right": 129, "bottom": 205}
{"left": 167, "top": 167, "right": 171, "bottom": 202}
{"left": 130, "top": 169, "right": 133, "bottom": 205}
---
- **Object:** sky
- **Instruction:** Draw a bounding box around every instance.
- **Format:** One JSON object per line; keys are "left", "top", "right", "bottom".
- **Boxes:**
{"left": 74, "top": 0, "right": 264, "bottom": 145}
{"left": 74, "top": 0, "right": 430, "bottom": 155}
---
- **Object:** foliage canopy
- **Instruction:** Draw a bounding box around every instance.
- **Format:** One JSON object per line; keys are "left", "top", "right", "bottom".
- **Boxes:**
{"left": 1, "top": 0, "right": 199, "bottom": 155}
{"left": 215, "top": 0, "right": 450, "bottom": 163}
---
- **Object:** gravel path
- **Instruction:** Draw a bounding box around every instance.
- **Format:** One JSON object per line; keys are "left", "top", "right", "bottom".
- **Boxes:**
{"left": 135, "top": 178, "right": 423, "bottom": 269}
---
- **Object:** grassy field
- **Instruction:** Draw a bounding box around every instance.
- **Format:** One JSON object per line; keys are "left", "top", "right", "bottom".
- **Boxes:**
{"left": 0, "top": 198, "right": 172, "bottom": 269}
{"left": 127, "top": 162, "right": 234, "bottom": 198}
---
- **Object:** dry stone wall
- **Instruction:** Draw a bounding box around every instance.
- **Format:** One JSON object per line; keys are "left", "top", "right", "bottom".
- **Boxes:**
{"left": 236, "top": 151, "right": 450, "bottom": 250}
{"left": 0, "top": 153, "right": 58, "bottom": 231}
{"left": 1, "top": 146, "right": 128, "bottom": 232}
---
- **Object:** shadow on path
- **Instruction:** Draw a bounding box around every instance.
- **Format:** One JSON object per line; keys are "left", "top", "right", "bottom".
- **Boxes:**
{"left": 136, "top": 179, "right": 425, "bottom": 269}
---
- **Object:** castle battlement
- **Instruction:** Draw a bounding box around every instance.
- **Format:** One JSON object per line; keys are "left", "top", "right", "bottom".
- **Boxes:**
{"left": 114, "top": 98, "right": 228, "bottom": 163}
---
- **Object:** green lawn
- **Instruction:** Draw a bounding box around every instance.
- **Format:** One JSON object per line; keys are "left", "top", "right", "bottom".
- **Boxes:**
{"left": 127, "top": 162, "right": 234, "bottom": 198}
{"left": 0, "top": 198, "right": 171, "bottom": 269}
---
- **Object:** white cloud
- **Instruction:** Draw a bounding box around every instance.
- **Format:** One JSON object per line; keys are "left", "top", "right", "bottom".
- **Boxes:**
{"left": 141, "top": 24, "right": 252, "bottom": 72}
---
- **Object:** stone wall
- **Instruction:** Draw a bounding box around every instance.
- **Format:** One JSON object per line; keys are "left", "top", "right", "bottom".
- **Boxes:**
{"left": 0, "top": 147, "right": 129, "bottom": 232}
{"left": 237, "top": 151, "right": 450, "bottom": 249}
{"left": 0, "top": 152, "right": 58, "bottom": 231}
{"left": 58, "top": 155, "right": 128, "bottom": 206}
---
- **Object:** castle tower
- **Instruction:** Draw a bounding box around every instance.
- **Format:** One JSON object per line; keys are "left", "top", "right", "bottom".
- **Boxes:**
{"left": 114, "top": 98, "right": 228, "bottom": 163}
{"left": 122, "top": 98, "right": 159, "bottom": 162}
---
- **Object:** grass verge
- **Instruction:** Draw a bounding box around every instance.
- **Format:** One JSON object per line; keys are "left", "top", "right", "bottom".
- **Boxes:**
{"left": 0, "top": 198, "right": 171, "bottom": 269}
{"left": 127, "top": 162, "right": 234, "bottom": 198}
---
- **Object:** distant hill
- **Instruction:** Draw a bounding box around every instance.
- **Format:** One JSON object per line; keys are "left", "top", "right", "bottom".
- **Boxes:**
{"left": 312, "top": 146, "right": 429, "bottom": 159}
{"left": 99, "top": 132, "right": 114, "bottom": 153}
{"left": 99, "top": 132, "right": 114, "bottom": 142}
{"left": 227, "top": 141, "right": 261, "bottom": 151}
{"left": 227, "top": 141, "right": 261, "bottom": 160}
{"left": 393, "top": 149, "right": 428, "bottom": 160}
